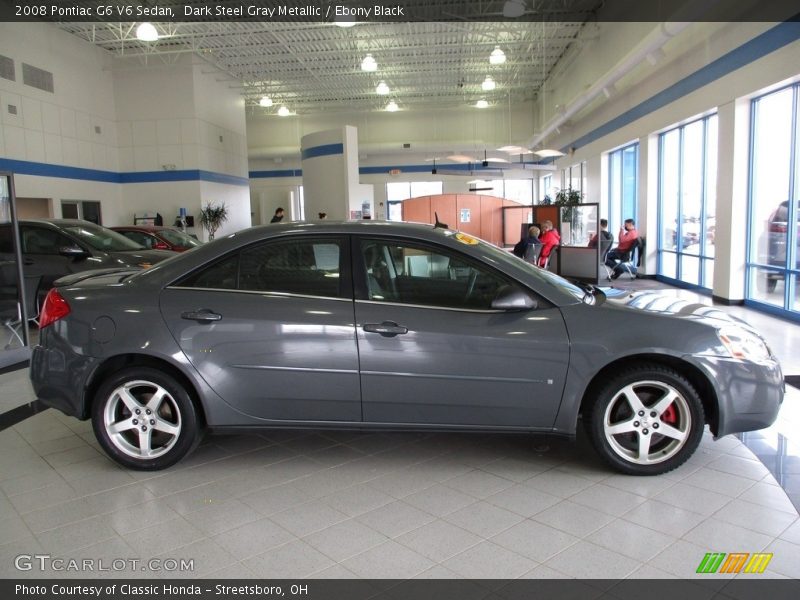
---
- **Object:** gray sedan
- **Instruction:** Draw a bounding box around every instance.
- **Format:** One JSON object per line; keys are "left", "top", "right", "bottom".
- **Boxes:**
{"left": 30, "top": 221, "right": 784, "bottom": 474}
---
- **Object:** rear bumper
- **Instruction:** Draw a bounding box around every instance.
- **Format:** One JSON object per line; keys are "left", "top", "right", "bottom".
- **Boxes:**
{"left": 30, "top": 341, "right": 98, "bottom": 420}
{"left": 691, "top": 355, "right": 784, "bottom": 437}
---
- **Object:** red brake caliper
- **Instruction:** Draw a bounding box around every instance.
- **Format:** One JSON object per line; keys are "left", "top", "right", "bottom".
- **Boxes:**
{"left": 661, "top": 403, "right": 678, "bottom": 425}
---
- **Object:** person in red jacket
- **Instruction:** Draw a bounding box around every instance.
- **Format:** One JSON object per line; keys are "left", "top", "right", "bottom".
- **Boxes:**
{"left": 605, "top": 218, "right": 639, "bottom": 278}
{"left": 538, "top": 220, "right": 561, "bottom": 268}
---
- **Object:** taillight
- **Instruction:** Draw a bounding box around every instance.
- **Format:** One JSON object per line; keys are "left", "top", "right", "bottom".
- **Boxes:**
{"left": 39, "top": 288, "right": 71, "bottom": 329}
{"left": 769, "top": 223, "right": 787, "bottom": 234}
{"left": 153, "top": 242, "right": 169, "bottom": 250}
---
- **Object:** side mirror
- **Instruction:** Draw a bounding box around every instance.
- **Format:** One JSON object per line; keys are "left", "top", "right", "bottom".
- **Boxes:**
{"left": 59, "top": 246, "right": 88, "bottom": 258}
{"left": 491, "top": 285, "right": 537, "bottom": 311}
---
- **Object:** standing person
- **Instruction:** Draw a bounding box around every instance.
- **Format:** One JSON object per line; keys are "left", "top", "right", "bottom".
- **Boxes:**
{"left": 538, "top": 220, "right": 561, "bottom": 268}
{"left": 605, "top": 218, "right": 639, "bottom": 278}
{"left": 270, "top": 207, "right": 285, "bottom": 223}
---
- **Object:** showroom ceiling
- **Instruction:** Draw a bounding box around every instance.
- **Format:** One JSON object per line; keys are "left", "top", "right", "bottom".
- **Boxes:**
{"left": 56, "top": 1, "right": 603, "bottom": 115}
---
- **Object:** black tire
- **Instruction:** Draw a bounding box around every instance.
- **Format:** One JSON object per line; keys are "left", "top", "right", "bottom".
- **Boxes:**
{"left": 584, "top": 363, "right": 705, "bottom": 475}
{"left": 92, "top": 367, "right": 201, "bottom": 470}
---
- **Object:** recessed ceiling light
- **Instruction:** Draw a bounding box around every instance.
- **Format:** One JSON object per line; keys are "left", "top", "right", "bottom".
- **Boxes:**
{"left": 277, "top": 106, "right": 290, "bottom": 117}
{"left": 386, "top": 100, "right": 399, "bottom": 112}
{"left": 376, "top": 81, "right": 390, "bottom": 95}
{"left": 482, "top": 76, "right": 496, "bottom": 91}
{"left": 259, "top": 96, "right": 273, "bottom": 107}
{"left": 476, "top": 99, "right": 489, "bottom": 109}
{"left": 489, "top": 46, "right": 506, "bottom": 65}
{"left": 361, "top": 53, "right": 377, "bottom": 72}
{"left": 135, "top": 22, "right": 158, "bottom": 42}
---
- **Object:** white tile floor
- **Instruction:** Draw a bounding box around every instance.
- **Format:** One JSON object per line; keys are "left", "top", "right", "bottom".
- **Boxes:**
{"left": 1, "top": 281, "right": 799, "bottom": 580}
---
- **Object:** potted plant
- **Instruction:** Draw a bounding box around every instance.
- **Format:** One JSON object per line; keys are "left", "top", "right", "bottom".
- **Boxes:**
{"left": 199, "top": 202, "right": 228, "bottom": 240}
{"left": 554, "top": 188, "right": 584, "bottom": 245}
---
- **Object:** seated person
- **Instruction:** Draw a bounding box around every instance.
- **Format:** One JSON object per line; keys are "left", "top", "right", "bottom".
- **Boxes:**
{"left": 605, "top": 218, "right": 639, "bottom": 279}
{"left": 588, "top": 218, "right": 614, "bottom": 249}
{"left": 538, "top": 220, "right": 561, "bottom": 268}
{"left": 524, "top": 225, "right": 542, "bottom": 264}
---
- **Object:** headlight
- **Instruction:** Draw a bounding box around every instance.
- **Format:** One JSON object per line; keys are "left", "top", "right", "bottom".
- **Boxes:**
{"left": 717, "top": 326, "right": 772, "bottom": 362}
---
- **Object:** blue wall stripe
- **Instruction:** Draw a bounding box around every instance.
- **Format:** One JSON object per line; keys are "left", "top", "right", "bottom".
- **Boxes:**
{"left": 0, "top": 158, "right": 248, "bottom": 186}
{"left": 0, "top": 158, "right": 119, "bottom": 183}
{"left": 248, "top": 162, "right": 541, "bottom": 179}
{"left": 300, "top": 143, "right": 344, "bottom": 160}
{"left": 566, "top": 21, "right": 800, "bottom": 153}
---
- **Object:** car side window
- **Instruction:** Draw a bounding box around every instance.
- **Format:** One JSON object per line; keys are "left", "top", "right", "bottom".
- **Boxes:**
{"left": 239, "top": 238, "right": 343, "bottom": 297}
{"left": 360, "top": 239, "right": 511, "bottom": 310}
{"left": 177, "top": 237, "right": 344, "bottom": 298}
{"left": 122, "top": 231, "right": 153, "bottom": 248}
{"left": 21, "top": 227, "right": 74, "bottom": 255}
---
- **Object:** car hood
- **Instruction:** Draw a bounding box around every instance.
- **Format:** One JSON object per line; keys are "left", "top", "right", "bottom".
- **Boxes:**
{"left": 601, "top": 287, "right": 751, "bottom": 329}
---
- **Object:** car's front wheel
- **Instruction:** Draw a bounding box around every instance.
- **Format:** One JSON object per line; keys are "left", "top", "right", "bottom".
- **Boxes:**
{"left": 92, "top": 367, "right": 201, "bottom": 470}
{"left": 584, "top": 364, "right": 705, "bottom": 475}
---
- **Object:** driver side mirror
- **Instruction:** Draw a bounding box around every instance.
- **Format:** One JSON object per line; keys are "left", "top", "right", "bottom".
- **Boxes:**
{"left": 491, "top": 285, "right": 537, "bottom": 311}
{"left": 59, "top": 246, "right": 88, "bottom": 258}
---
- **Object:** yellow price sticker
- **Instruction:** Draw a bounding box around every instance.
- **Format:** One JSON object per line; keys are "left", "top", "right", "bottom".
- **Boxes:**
{"left": 454, "top": 233, "right": 479, "bottom": 245}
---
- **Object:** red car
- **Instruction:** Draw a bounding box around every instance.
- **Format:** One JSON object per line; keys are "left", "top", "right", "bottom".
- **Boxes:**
{"left": 110, "top": 226, "right": 203, "bottom": 252}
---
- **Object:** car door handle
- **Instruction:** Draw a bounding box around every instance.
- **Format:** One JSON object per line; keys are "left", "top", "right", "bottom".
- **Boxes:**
{"left": 181, "top": 310, "right": 222, "bottom": 323}
{"left": 363, "top": 321, "right": 408, "bottom": 337}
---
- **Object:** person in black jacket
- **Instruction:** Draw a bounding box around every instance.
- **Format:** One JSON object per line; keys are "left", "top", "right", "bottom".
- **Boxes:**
{"left": 270, "top": 207, "right": 285, "bottom": 223}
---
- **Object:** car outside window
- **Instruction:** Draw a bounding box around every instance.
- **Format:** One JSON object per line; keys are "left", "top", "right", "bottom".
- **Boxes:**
{"left": 360, "top": 239, "right": 510, "bottom": 310}
{"left": 21, "top": 227, "right": 74, "bottom": 255}
{"left": 178, "top": 238, "right": 344, "bottom": 298}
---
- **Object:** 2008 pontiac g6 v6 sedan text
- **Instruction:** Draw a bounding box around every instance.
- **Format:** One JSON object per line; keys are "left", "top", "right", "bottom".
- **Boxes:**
{"left": 30, "top": 221, "right": 784, "bottom": 474}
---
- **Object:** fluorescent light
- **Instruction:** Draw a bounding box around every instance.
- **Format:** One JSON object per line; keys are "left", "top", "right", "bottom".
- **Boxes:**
{"left": 481, "top": 76, "right": 496, "bottom": 91}
{"left": 475, "top": 99, "right": 489, "bottom": 109}
{"left": 277, "top": 106, "right": 290, "bottom": 117}
{"left": 259, "top": 96, "right": 273, "bottom": 107}
{"left": 502, "top": 1, "right": 526, "bottom": 18}
{"left": 498, "top": 145, "right": 533, "bottom": 155}
{"left": 361, "top": 53, "right": 377, "bottom": 72}
{"left": 385, "top": 100, "right": 399, "bottom": 112}
{"left": 135, "top": 22, "right": 158, "bottom": 42}
{"left": 376, "top": 81, "right": 390, "bottom": 95}
{"left": 534, "top": 148, "right": 566, "bottom": 158}
{"left": 489, "top": 46, "right": 506, "bottom": 65}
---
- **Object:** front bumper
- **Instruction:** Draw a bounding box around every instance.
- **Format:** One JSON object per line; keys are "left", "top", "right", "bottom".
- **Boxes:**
{"left": 691, "top": 354, "right": 784, "bottom": 437}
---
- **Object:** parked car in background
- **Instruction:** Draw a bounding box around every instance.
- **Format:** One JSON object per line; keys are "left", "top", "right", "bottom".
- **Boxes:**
{"left": 30, "top": 221, "right": 783, "bottom": 475}
{"left": 111, "top": 225, "right": 203, "bottom": 253}
{"left": 764, "top": 200, "right": 799, "bottom": 292}
{"left": 0, "top": 219, "right": 175, "bottom": 307}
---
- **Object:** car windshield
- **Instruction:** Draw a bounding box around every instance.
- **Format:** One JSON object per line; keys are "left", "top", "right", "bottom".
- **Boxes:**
{"left": 64, "top": 223, "right": 146, "bottom": 251}
{"left": 453, "top": 232, "right": 589, "bottom": 303}
{"left": 157, "top": 228, "right": 202, "bottom": 248}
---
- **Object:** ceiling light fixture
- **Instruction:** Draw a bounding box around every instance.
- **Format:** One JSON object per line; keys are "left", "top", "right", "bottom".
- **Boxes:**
{"left": 385, "top": 100, "right": 399, "bottom": 112}
{"left": 481, "top": 76, "right": 496, "bottom": 91}
{"left": 376, "top": 81, "right": 390, "bottom": 95}
{"left": 502, "top": 1, "right": 526, "bottom": 18}
{"left": 277, "top": 106, "right": 290, "bottom": 117}
{"left": 135, "top": 22, "right": 159, "bottom": 42}
{"left": 475, "top": 99, "right": 489, "bottom": 109}
{"left": 534, "top": 148, "right": 566, "bottom": 158}
{"left": 489, "top": 46, "right": 506, "bottom": 65}
{"left": 361, "top": 53, "right": 378, "bottom": 72}
{"left": 259, "top": 96, "right": 273, "bottom": 107}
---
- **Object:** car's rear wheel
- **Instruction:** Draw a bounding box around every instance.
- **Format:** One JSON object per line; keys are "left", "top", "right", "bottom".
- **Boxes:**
{"left": 92, "top": 367, "right": 201, "bottom": 470}
{"left": 584, "top": 364, "right": 704, "bottom": 475}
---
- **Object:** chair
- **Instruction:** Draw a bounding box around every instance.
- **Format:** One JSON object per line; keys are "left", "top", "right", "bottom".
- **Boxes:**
{"left": 1, "top": 275, "right": 41, "bottom": 349}
{"left": 609, "top": 238, "right": 643, "bottom": 280}
{"left": 523, "top": 242, "right": 541, "bottom": 266}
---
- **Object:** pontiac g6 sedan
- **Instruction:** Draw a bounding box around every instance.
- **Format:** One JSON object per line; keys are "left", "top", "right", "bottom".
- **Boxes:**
{"left": 30, "top": 221, "right": 784, "bottom": 474}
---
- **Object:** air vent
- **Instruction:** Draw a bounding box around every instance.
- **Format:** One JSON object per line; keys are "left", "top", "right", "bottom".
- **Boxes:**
{"left": 403, "top": 143, "right": 411, "bottom": 149}
{"left": 22, "top": 63, "right": 54, "bottom": 93}
{"left": 0, "top": 55, "right": 14, "bottom": 82}
{"left": 7, "top": 104, "right": 17, "bottom": 115}
{"left": 95, "top": 125, "right": 102, "bottom": 135}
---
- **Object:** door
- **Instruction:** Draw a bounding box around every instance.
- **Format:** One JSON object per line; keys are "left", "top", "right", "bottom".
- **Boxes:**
{"left": 17, "top": 225, "right": 88, "bottom": 292}
{"left": 353, "top": 237, "right": 570, "bottom": 428}
{"left": 159, "top": 235, "right": 361, "bottom": 422}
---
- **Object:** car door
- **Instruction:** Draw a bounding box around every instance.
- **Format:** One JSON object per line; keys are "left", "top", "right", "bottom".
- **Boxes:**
{"left": 353, "top": 236, "right": 570, "bottom": 429}
{"left": 159, "top": 235, "right": 361, "bottom": 422}
{"left": 18, "top": 225, "right": 90, "bottom": 291}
